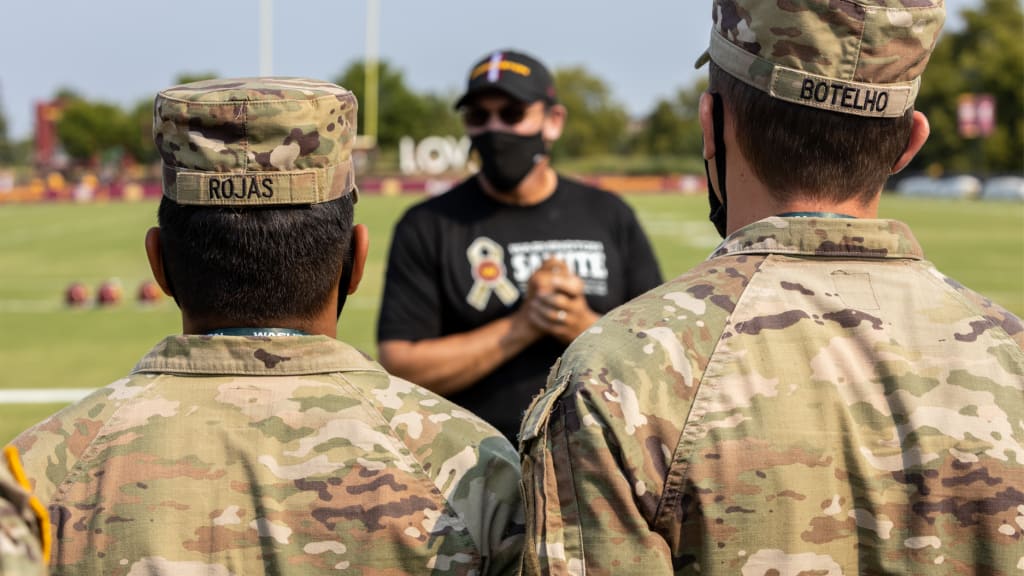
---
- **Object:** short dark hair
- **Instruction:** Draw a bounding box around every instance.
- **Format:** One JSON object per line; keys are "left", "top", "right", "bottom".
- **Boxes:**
{"left": 157, "top": 195, "right": 353, "bottom": 325}
{"left": 710, "top": 62, "right": 914, "bottom": 205}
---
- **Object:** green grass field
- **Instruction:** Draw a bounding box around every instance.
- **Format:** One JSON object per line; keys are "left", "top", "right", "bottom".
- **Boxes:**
{"left": 1, "top": 194, "right": 1022, "bottom": 443}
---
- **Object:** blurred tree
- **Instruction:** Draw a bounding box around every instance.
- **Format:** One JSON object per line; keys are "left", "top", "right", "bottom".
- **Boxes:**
{"left": 9, "top": 140, "right": 32, "bottom": 166}
{"left": 54, "top": 87, "right": 82, "bottom": 102}
{"left": 126, "top": 99, "right": 158, "bottom": 164}
{"left": 912, "top": 0, "right": 1023, "bottom": 174}
{"left": 174, "top": 72, "right": 218, "bottom": 85}
{"left": 56, "top": 99, "right": 132, "bottom": 163}
{"left": 553, "top": 67, "right": 629, "bottom": 157}
{"left": 335, "top": 60, "right": 460, "bottom": 149}
{"left": 0, "top": 103, "right": 11, "bottom": 164}
{"left": 53, "top": 87, "right": 160, "bottom": 165}
{"left": 633, "top": 78, "right": 707, "bottom": 157}
{"left": 421, "top": 92, "right": 464, "bottom": 139}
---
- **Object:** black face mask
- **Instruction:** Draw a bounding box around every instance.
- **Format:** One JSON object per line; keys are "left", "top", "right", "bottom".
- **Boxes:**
{"left": 471, "top": 131, "right": 546, "bottom": 193}
{"left": 704, "top": 92, "right": 729, "bottom": 238}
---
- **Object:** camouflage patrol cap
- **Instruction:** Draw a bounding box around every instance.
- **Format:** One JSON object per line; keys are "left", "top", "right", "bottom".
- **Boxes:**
{"left": 695, "top": 0, "right": 945, "bottom": 118}
{"left": 154, "top": 77, "right": 358, "bottom": 206}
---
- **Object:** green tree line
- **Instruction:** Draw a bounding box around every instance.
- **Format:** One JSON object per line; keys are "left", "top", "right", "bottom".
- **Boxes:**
{"left": 910, "top": 0, "right": 1022, "bottom": 175}
{"left": 1, "top": 0, "right": 1019, "bottom": 175}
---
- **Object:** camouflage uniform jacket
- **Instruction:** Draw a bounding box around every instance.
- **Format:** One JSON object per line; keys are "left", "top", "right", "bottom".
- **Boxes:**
{"left": 0, "top": 449, "right": 47, "bottom": 575}
{"left": 519, "top": 217, "right": 1024, "bottom": 575}
{"left": 14, "top": 335, "right": 524, "bottom": 575}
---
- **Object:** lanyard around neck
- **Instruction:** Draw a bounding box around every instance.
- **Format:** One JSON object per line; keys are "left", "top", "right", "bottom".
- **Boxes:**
{"left": 206, "top": 328, "right": 308, "bottom": 337}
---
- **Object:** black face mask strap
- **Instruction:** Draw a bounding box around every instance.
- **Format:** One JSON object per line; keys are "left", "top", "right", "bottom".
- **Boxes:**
{"left": 336, "top": 233, "right": 356, "bottom": 320}
{"left": 704, "top": 92, "right": 729, "bottom": 238}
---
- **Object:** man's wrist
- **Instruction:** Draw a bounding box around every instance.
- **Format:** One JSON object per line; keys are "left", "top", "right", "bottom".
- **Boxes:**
{"left": 504, "top": 311, "right": 542, "bottom": 350}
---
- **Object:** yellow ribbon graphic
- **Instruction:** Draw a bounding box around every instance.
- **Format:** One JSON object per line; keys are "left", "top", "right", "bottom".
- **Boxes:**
{"left": 466, "top": 237, "right": 520, "bottom": 311}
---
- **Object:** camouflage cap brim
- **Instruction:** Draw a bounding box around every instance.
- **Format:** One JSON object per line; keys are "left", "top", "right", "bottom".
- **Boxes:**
{"left": 694, "top": 49, "right": 711, "bottom": 70}
{"left": 162, "top": 163, "right": 358, "bottom": 206}
{"left": 706, "top": 29, "right": 919, "bottom": 118}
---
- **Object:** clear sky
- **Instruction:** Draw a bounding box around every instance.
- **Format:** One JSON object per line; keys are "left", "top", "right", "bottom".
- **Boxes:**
{"left": 1, "top": 0, "right": 978, "bottom": 140}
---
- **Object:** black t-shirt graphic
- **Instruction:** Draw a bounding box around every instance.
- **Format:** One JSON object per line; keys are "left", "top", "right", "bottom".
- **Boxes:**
{"left": 378, "top": 175, "right": 662, "bottom": 441}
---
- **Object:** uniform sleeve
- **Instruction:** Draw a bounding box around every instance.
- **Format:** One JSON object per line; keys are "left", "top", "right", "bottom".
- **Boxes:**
{"left": 618, "top": 201, "right": 663, "bottom": 299}
{"left": 472, "top": 436, "right": 526, "bottom": 576}
{"left": 13, "top": 387, "right": 124, "bottom": 507}
{"left": 389, "top": 375, "right": 525, "bottom": 575}
{"left": 13, "top": 402, "right": 85, "bottom": 502}
{"left": 423, "top": 428, "right": 525, "bottom": 575}
{"left": 377, "top": 209, "right": 443, "bottom": 342}
{"left": 0, "top": 448, "right": 47, "bottom": 576}
{"left": 518, "top": 361, "right": 675, "bottom": 575}
{"left": 939, "top": 271, "right": 1024, "bottom": 349}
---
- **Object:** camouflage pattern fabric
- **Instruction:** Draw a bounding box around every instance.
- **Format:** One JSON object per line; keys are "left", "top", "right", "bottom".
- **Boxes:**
{"left": 15, "top": 335, "right": 524, "bottom": 575}
{"left": 520, "top": 217, "right": 1024, "bottom": 575}
{"left": 155, "top": 77, "right": 358, "bottom": 206}
{"left": 0, "top": 449, "right": 46, "bottom": 575}
{"left": 696, "top": 0, "right": 945, "bottom": 117}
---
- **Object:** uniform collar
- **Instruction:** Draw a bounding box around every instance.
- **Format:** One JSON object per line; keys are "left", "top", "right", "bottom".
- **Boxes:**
{"left": 711, "top": 216, "right": 925, "bottom": 260}
{"left": 132, "top": 334, "right": 381, "bottom": 377}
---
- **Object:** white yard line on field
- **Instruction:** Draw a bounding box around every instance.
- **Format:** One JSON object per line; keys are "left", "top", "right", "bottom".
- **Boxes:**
{"left": 0, "top": 389, "right": 94, "bottom": 404}
{"left": 0, "top": 300, "right": 63, "bottom": 313}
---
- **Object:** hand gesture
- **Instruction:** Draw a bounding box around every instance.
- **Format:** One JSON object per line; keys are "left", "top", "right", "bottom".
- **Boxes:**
{"left": 525, "top": 258, "right": 599, "bottom": 344}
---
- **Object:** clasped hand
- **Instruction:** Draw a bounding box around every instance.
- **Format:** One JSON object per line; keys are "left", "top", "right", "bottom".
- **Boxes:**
{"left": 520, "top": 258, "right": 599, "bottom": 344}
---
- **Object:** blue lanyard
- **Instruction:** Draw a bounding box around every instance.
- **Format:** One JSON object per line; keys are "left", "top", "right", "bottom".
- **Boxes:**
{"left": 776, "top": 212, "right": 856, "bottom": 219}
{"left": 206, "top": 328, "right": 308, "bottom": 337}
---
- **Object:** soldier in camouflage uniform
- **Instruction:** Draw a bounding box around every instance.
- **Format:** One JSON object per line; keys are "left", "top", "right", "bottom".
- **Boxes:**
{"left": 519, "top": 1, "right": 1024, "bottom": 574}
{"left": 0, "top": 446, "right": 47, "bottom": 575}
{"left": 14, "top": 77, "right": 524, "bottom": 575}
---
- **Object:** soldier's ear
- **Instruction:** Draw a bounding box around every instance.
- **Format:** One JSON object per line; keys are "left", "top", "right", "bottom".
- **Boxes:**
{"left": 144, "top": 227, "right": 173, "bottom": 297}
{"left": 892, "top": 111, "right": 930, "bottom": 174}
{"left": 700, "top": 91, "right": 716, "bottom": 161}
{"left": 345, "top": 224, "right": 370, "bottom": 295}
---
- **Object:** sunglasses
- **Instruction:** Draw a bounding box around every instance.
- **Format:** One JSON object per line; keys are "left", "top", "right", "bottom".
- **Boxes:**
{"left": 461, "top": 103, "right": 530, "bottom": 128}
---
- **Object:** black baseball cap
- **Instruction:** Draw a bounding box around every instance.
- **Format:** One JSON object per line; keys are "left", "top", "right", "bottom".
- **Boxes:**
{"left": 454, "top": 50, "right": 558, "bottom": 109}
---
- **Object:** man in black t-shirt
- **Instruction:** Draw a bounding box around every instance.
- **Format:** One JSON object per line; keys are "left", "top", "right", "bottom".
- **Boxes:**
{"left": 377, "top": 49, "right": 662, "bottom": 442}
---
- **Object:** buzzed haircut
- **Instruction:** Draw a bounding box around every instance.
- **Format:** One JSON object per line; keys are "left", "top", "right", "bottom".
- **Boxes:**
{"left": 710, "top": 62, "right": 914, "bottom": 206}
{"left": 157, "top": 195, "right": 353, "bottom": 325}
